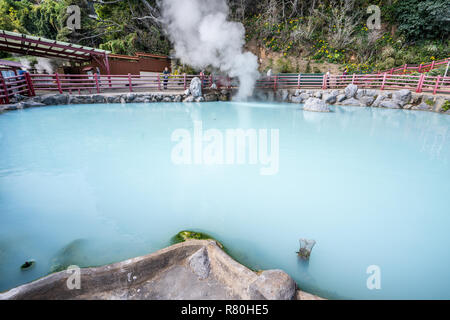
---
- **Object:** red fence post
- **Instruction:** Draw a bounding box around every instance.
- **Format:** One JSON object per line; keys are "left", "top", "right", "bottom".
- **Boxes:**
{"left": 351, "top": 73, "right": 356, "bottom": 84}
{"left": 381, "top": 72, "right": 387, "bottom": 90}
{"left": 128, "top": 73, "right": 133, "bottom": 92}
{"left": 416, "top": 73, "right": 425, "bottom": 93}
{"left": 25, "top": 72, "right": 35, "bottom": 96}
{"left": 157, "top": 74, "right": 161, "bottom": 91}
{"left": 55, "top": 73, "right": 63, "bottom": 94}
{"left": 431, "top": 61, "right": 436, "bottom": 71}
{"left": 418, "top": 64, "right": 423, "bottom": 73}
{"left": 1, "top": 77, "right": 9, "bottom": 104}
{"left": 274, "top": 75, "right": 278, "bottom": 91}
{"left": 403, "top": 64, "right": 407, "bottom": 73}
{"left": 94, "top": 73, "right": 100, "bottom": 93}
{"left": 433, "top": 75, "right": 441, "bottom": 95}
{"left": 183, "top": 73, "right": 187, "bottom": 90}
{"left": 390, "top": 68, "right": 394, "bottom": 75}
{"left": 322, "top": 74, "right": 328, "bottom": 89}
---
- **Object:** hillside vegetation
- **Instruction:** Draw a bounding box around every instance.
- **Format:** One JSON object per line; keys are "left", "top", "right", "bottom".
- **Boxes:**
{"left": 0, "top": 0, "right": 449, "bottom": 74}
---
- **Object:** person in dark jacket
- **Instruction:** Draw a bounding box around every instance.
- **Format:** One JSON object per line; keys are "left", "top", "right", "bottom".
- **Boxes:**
{"left": 163, "top": 67, "right": 170, "bottom": 90}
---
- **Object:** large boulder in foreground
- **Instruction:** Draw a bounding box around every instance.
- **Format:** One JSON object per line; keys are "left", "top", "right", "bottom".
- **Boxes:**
{"left": 303, "top": 97, "right": 331, "bottom": 112}
{"left": 189, "top": 77, "right": 202, "bottom": 97}
{"left": 0, "top": 239, "right": 318, "bottom": 300}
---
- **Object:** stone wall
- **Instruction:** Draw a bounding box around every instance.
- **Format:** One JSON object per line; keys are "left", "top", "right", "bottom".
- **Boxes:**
{"left": 258, "top": 85, "right": 450, "bottom": 114}
{"left": 0, "top": 90, "right": 231, "bottom": 113}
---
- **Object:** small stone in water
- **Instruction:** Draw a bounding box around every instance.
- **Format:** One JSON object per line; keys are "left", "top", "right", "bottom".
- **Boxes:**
{"left": 21, "top": 260, "right": 35, "bottom": 270}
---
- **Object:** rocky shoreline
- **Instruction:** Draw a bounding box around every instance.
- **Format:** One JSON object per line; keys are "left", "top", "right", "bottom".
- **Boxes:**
{"left": 266, "top": 84, "right": 450, "bottom": 114}
{"left": 0, "top": 239, "right": 324, "bottom": 300}
{"left": 1, "top": 83, "right": 449, "bottom": 115}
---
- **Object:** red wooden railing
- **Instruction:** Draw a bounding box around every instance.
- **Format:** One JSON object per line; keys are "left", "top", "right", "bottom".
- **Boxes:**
{"left": 1, "top": 72, "right": 449, "bottom": 105}
{"left": 378, "top": 57, "right": 449, "bottom": 75}
{"left": 29, "top": 72, "right": 450, "bottom": 95}
{"left": 0, "top": 73, "right": 34, "bottom": 104}
{"left": 256, "top": 73, "right": 450, "bottom": 94}
{"left": 29, "top": 73, "right": 217, "bottom": 95}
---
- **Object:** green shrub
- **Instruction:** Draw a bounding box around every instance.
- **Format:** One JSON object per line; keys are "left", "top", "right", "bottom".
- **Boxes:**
{"left": 442, "top": 101, "right": 450, "bottom": 112}
{"left": 275, "top": 57, "right": 294, "bottom": 73}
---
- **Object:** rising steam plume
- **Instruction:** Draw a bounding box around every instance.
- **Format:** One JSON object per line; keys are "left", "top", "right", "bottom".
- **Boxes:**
{"left": 159, "top": 0, "right": 259, "bottom": 100}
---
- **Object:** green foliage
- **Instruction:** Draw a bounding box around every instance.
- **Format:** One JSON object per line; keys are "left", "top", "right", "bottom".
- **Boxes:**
{"left": 274, "top": 57, "right": 294, "bottom": 73}
{"left": 171, "top": 231, "right": 224, "bottom": 250}
{"left": 426, "top": 66, "right": 448, "bottom": 77}
{"left": 393, "top": 0, "right": 450, "bottom": 41}
{"left": 442, "top": 101, "right": 450, "bottom": 112}
{"left": 305, "top": 60, "right": 312, "bottom": 73}
{"left": 425, "top": 99, "right": 434, "bottom": 106}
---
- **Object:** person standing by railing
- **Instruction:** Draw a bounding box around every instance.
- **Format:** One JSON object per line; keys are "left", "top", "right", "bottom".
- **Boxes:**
{"left": 163, "top": 67, "right": 170, "bottom": 90}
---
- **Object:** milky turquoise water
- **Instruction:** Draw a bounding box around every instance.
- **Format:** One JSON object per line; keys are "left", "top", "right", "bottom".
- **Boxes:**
{"left": 0, "top": 101, "right": 449, "bottom": 299}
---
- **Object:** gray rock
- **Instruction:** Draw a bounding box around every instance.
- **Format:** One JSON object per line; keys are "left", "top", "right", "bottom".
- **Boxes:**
{"left": 0, "top": 104, "right": 20, "bottom": 111}
{"left": 345, "top": 84, "right": 358, "bottom": 98}
{"left": 372, "top": 94, "right": 387, "bottom": 107}
{"left": 188, "top": 247, "right": 210, "bottom": 280}
{"left": 294, "top": 89, "right": 304, "bottom": 96}
{"left": 248, "top": 270, "right": 297, "bottom": 300}
{"left": 163, "top": 97, "right": 172, "bottom": 102}
{"left": 174, "top": 95, "right": 182, "bottom": 103}
{"left": 195, "top": 96, "right": 205, "bottom": 102}
{"left": 380, "top": 100, "right": 401, "bottom": 109}
{"left": 126, "top": 93, "right": 136, "bottom": 102}
{"left": 183, "top": 96, "right": 195, "bottom": 103}
{"left": 330, "top": 90, "right": 340, "bottom": 96}
{"left": 204, "top": 94, "right": 218, "bottom": 102}
{"left": 189, "top": 77, "right": 202, "bottom": 97}
{"left": 403, "top": 104, "right": 413, "bottom": 110}
{"left": 434, "top": 98, "right": 447, "bottom": 112}
{"left": 184, "top": 89, "right": 190, "bottom": 96}
{"left": 22, "top": 101, "right": 46, "bottom": 108}
{"left": 356, "top": 89, "right": 377, "bottom": 99}
{"left": 341, "top": 98, "right": 361, "bottom": 106}
{"left": 323, "top": 94, "right": 337, "bottom": 104}
{"left": 290, "top": 95, "right": 303, "bottom": 104}
{"left": 313, "top": 91, "right": 322, "bottom": 98}
{"left": 359, "top": 96, "right": 375, "bottom": 106}
{"left": 392, "top": 89, "right": 411, "bottom": 107}
{"left": 412, "top": 102, "right": 431, "bottom": 111}
{"left": 336, "top": 94, "right": 346, "bottom": 102}
{"left": 303, "top": 98, "right": 331, "bottom": 112}
{"left": 92, "top": 95, "right": 105, "bottom": 103}
{"left": 41, "top": 94, "right": 68, "bottom": 105}
{"left": 411, "top": 93, "right": 422, "bottom": 105}
{"left": 299, "top": 93, "right": 310, "bottom": 101}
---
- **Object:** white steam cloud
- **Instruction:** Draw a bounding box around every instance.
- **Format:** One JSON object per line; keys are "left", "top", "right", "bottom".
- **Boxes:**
{"left": 159, "top": 0, "right": 259, "bottom": 100}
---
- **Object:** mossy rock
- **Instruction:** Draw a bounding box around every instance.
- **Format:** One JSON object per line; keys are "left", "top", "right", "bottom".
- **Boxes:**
{"left": 170, "top": 230, "right": 262, "bottom": 272}
{"left": 171, "top": 231, "right": 224, "bottom": 249}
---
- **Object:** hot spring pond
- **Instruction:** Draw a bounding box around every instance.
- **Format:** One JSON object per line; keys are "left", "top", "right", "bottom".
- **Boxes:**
{"left": 0, "top": 101, "right": 449, "bottom": 299}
